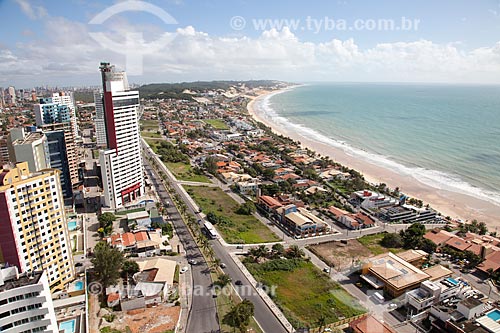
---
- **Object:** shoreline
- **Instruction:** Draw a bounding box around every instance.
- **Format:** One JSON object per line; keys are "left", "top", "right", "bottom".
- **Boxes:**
{"left": 246, "top": 88, "right": 500, "bottom": 230}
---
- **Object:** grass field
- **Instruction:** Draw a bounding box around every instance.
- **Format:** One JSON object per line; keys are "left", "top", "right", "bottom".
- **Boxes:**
{"left": 245, "top": 259, "right": 365, "bottom": 328}
{"left": 166, "top": 162, "right": 210, "bottom": 183}
{"left": 141, "top": 130, "right": 162, "bottom": 138}
{"left": 204, "top": 119, "right": 229, "bottom": 130}
{"left": 357, "top": 233, "right": 404, "bottom": 255}
{"left": 140, "top": 119, "right": 159, "bottom": 130}
{"left": 144, "top": 137, "right": 165, "bottom": 151}
{"left": 184, "top": 186, "right": 280, "bottom": 244}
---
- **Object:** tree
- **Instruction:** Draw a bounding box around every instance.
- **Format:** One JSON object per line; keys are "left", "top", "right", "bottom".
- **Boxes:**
{"left": 98, "top": 213, "right": 116, "bottom": 236}
{"left": 400, "top": 223, "right": 426, "bottom": 249}
{"left": 381, "top": 233, "right": 403, "bottom": 248}
{"left": 222, "top": 299, "right": 255, "bottom": 333}
{"left": 121, "top": 260, "right": 139, "bottom": 280}
{"left": 91, "top": 242, "right": 125, "bottom": 296}
{"left": 478, "top": 222, "right": 488, "bottom": 235}
{"left": 287, "top": 245, "right": 304, "bottom": 259}
{"left": 214, "top": 274, "right": 232, "bottom": 288}
{"left": 248, "top": 245, "right": 267, "bottom": 263}
{"left": 203, "top": 156, "right": 218, "bottom": 175}
{"left": 271, "top": 243, "right": 285, "bottom": 257}
{"left": 236, "top": 201, "right": 256, "bottom": 215}
{"left": 420, "top": 238, "right": 437, "bottom": 253}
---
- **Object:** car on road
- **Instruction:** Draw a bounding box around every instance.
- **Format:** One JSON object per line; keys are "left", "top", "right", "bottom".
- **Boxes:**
{"left": 75, "top": 263, "right": 83, "bottom": 267}
{"left": 235, "top": 280, "right": 243, "bottom": 286}
{"left": 220, "top": 263, "right": 226, "bottom": 268}
{"left": 323, "top": 267, "right": 330, "bottom": 273}
{"left": 180, "top": 266, "right": 188, "bottom": 274}
{"left": 188, "top": 259, "right": 198, "bottom": 265}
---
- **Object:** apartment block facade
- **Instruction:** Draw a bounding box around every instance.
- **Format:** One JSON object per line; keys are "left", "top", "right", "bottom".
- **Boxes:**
{"left": 0, "top": 162, "right": 75, "bottom": 291}
{"left": 96, "top": 62, "right": 145, "bottom": 209}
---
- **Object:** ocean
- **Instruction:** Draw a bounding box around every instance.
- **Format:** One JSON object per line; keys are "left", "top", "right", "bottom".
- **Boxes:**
{"left": 255, "top": 83, "right": 500, "bottom": 207}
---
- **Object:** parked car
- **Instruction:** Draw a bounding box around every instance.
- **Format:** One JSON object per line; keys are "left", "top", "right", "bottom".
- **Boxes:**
{"left": 180, "top": 266, "right": 188, "bottom": 274}
{"left": 188, "top": 259, "right": 197, "bottom": 265}
{"left": 235, "top": 280, "right": 243, "bottom": 286}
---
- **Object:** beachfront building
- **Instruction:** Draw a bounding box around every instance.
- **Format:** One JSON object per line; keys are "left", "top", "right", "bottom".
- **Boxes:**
{"left": 406, "top": 279, "right": 461, "bottom": 311}
{"left": 276, "top": 204, "right": 329, "bottom": 238}
{"left": 360, "top": 252, "right": 430, "bottom": 298}
{"left": 350, "top": 190, "right": 398, "bottom": 210}
{"left": 0, "top": 267, "right": 58, "bottom": 333}
{"left": 96, "top": 62, "right": 145, "bottom": 209}
{"left": 0, "top": 162, "right": 75, "bottom": 291}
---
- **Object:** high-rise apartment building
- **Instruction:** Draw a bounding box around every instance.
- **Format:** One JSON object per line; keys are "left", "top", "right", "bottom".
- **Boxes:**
{"left": 7, "top": 86, "right": 16, "bottom": 105}
{"left": 96, "top": 62, "right": 145, "bottom": 209}
{"left": 0, "top": 267, "right": 58, "bottom": 333}
{"left": 0, "top": 162, "right": 75, "bottom": 291}
{"left": 39, "top": 122, "right": 78, "bottom": 198}
{"left": 50, "top": 92, "right": 79, "bottom": 139}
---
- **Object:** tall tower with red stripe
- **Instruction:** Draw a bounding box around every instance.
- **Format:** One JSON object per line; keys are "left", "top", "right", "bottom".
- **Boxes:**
{"left": 96, "top": 62, "right": 145, "bottom": 209}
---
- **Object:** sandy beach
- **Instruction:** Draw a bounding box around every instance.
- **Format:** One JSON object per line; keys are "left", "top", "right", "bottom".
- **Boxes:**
{"left": 247, "top": 89, "right": 500, "bottom": 230}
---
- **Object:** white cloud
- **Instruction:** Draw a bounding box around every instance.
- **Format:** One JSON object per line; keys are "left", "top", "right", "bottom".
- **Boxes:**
{"left": 15, "top": 0, "right": 47, "bottom": 20}
{"left": 3, "top": 17, "right": 500, "bottom": 86}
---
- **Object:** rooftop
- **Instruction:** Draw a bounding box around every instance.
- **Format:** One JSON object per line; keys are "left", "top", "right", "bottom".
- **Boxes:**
{"left": 367, "top": 252, "right": 429, "bottom": 290}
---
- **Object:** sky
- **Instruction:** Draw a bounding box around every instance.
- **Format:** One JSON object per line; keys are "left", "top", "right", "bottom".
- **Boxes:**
{"left": 1, "top": 0, "right": 500, "bottom": 87}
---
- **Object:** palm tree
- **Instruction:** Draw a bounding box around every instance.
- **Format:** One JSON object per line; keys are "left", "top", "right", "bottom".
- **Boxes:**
{"left": 316, "top": 315, "right": 327, "bottom": 332}
{"left": 214, "top": 273, "right": 232, "bottom": 288}
{"left": 287, "top": 245, "right": 304, "bottom": 259}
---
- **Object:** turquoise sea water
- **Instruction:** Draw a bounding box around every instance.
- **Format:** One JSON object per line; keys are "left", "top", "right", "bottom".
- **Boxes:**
{"left": 256, "top": 83, "right": 500, "bottom": 206}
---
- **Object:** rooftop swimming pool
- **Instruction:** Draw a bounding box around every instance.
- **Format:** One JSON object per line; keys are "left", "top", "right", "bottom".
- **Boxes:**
{"left": 487, "top": 309, "right": 500, "bottom": 322}
{"left": 446, "top": 277, "right": 459, "bottom": 286}
{"left": 68, "top": 221, "right": 78, "bottom": 231}
{"left": 59, "top": 319, "right": 76, "bottom": 333}
{"left": 75, "top": 281, "right": 84, "bottom": 291}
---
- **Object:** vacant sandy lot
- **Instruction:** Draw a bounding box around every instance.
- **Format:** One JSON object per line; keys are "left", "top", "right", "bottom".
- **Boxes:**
{"left": 308, "top": 239, "right": 373, "bottom": 271}
{"left": 112, "top": 304, "right": 180, "bottom": 333}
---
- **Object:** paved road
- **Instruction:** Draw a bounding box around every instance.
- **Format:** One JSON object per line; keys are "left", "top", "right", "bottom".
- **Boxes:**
{"left": 144, "top": 158, "right": 220, "bottom": 333}
{"left": 210, "top": 240, "right": 288, "bottom": 333}
{"left": 143, "top": 142, "right": 288, "bottom": 333}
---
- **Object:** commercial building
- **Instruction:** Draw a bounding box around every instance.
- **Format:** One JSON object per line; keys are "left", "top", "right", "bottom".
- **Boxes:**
{"left": 0, "top": 162, "right": 75, "bottom": 291}
{"left": 361, "top": 252, "right": 430, "bottom": 298}
{"left": 0, "top": 267, "right": 58, "bottom": 333}
{"left": 96, "top": 63, "right": 145, "bottom": 209}
{"left": 277, "top": 204, "right": 329, "bottom": 238}
{"left": 7, "top": 86, "right": 16, "bottom": 105}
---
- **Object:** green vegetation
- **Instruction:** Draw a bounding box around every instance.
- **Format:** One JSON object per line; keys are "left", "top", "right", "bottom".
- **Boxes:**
{"left": 141, "top": 131, "right": 161, "bottom": 138}
{"left": 139, "top": 80, "right": 280, "bottom": 99}
{"left": 166, "top": 162, "right": 209, "bottom": 183}
{"left": 458, "top": 219, "right": 488, "bottom": 235}
{"left": 245, "top": 258, "right": 365, "bottom": 328}
{"left": 140, "top": 120, "right": 159, "bottom": 130}
{"left": 204, "top": 119, "right": 229, "bottom": 130}
{"left": 92, "top": 149, "right": 99, "bottom": 159}
{"left": 185, "top": 186, "right": 280, "bottom": 243}
{"left": 92, "top": 242, "right": 125, "bottom": 297}
{"left": 97, "top": 212, "right": 116, "bottom": 237}
{"left": 100, "top": 327, "right": 122, "bottom": 333}
{"left": 357, "top": 233, "right": 405, "bottom": 255}
{"left": 222, "top": 299, "right": 255, "bottom": 333}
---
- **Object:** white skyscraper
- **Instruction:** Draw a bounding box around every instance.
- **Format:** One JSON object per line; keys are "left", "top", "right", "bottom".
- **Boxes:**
{"left": 97, "top": 62, "right": 145, "bottom": 209}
